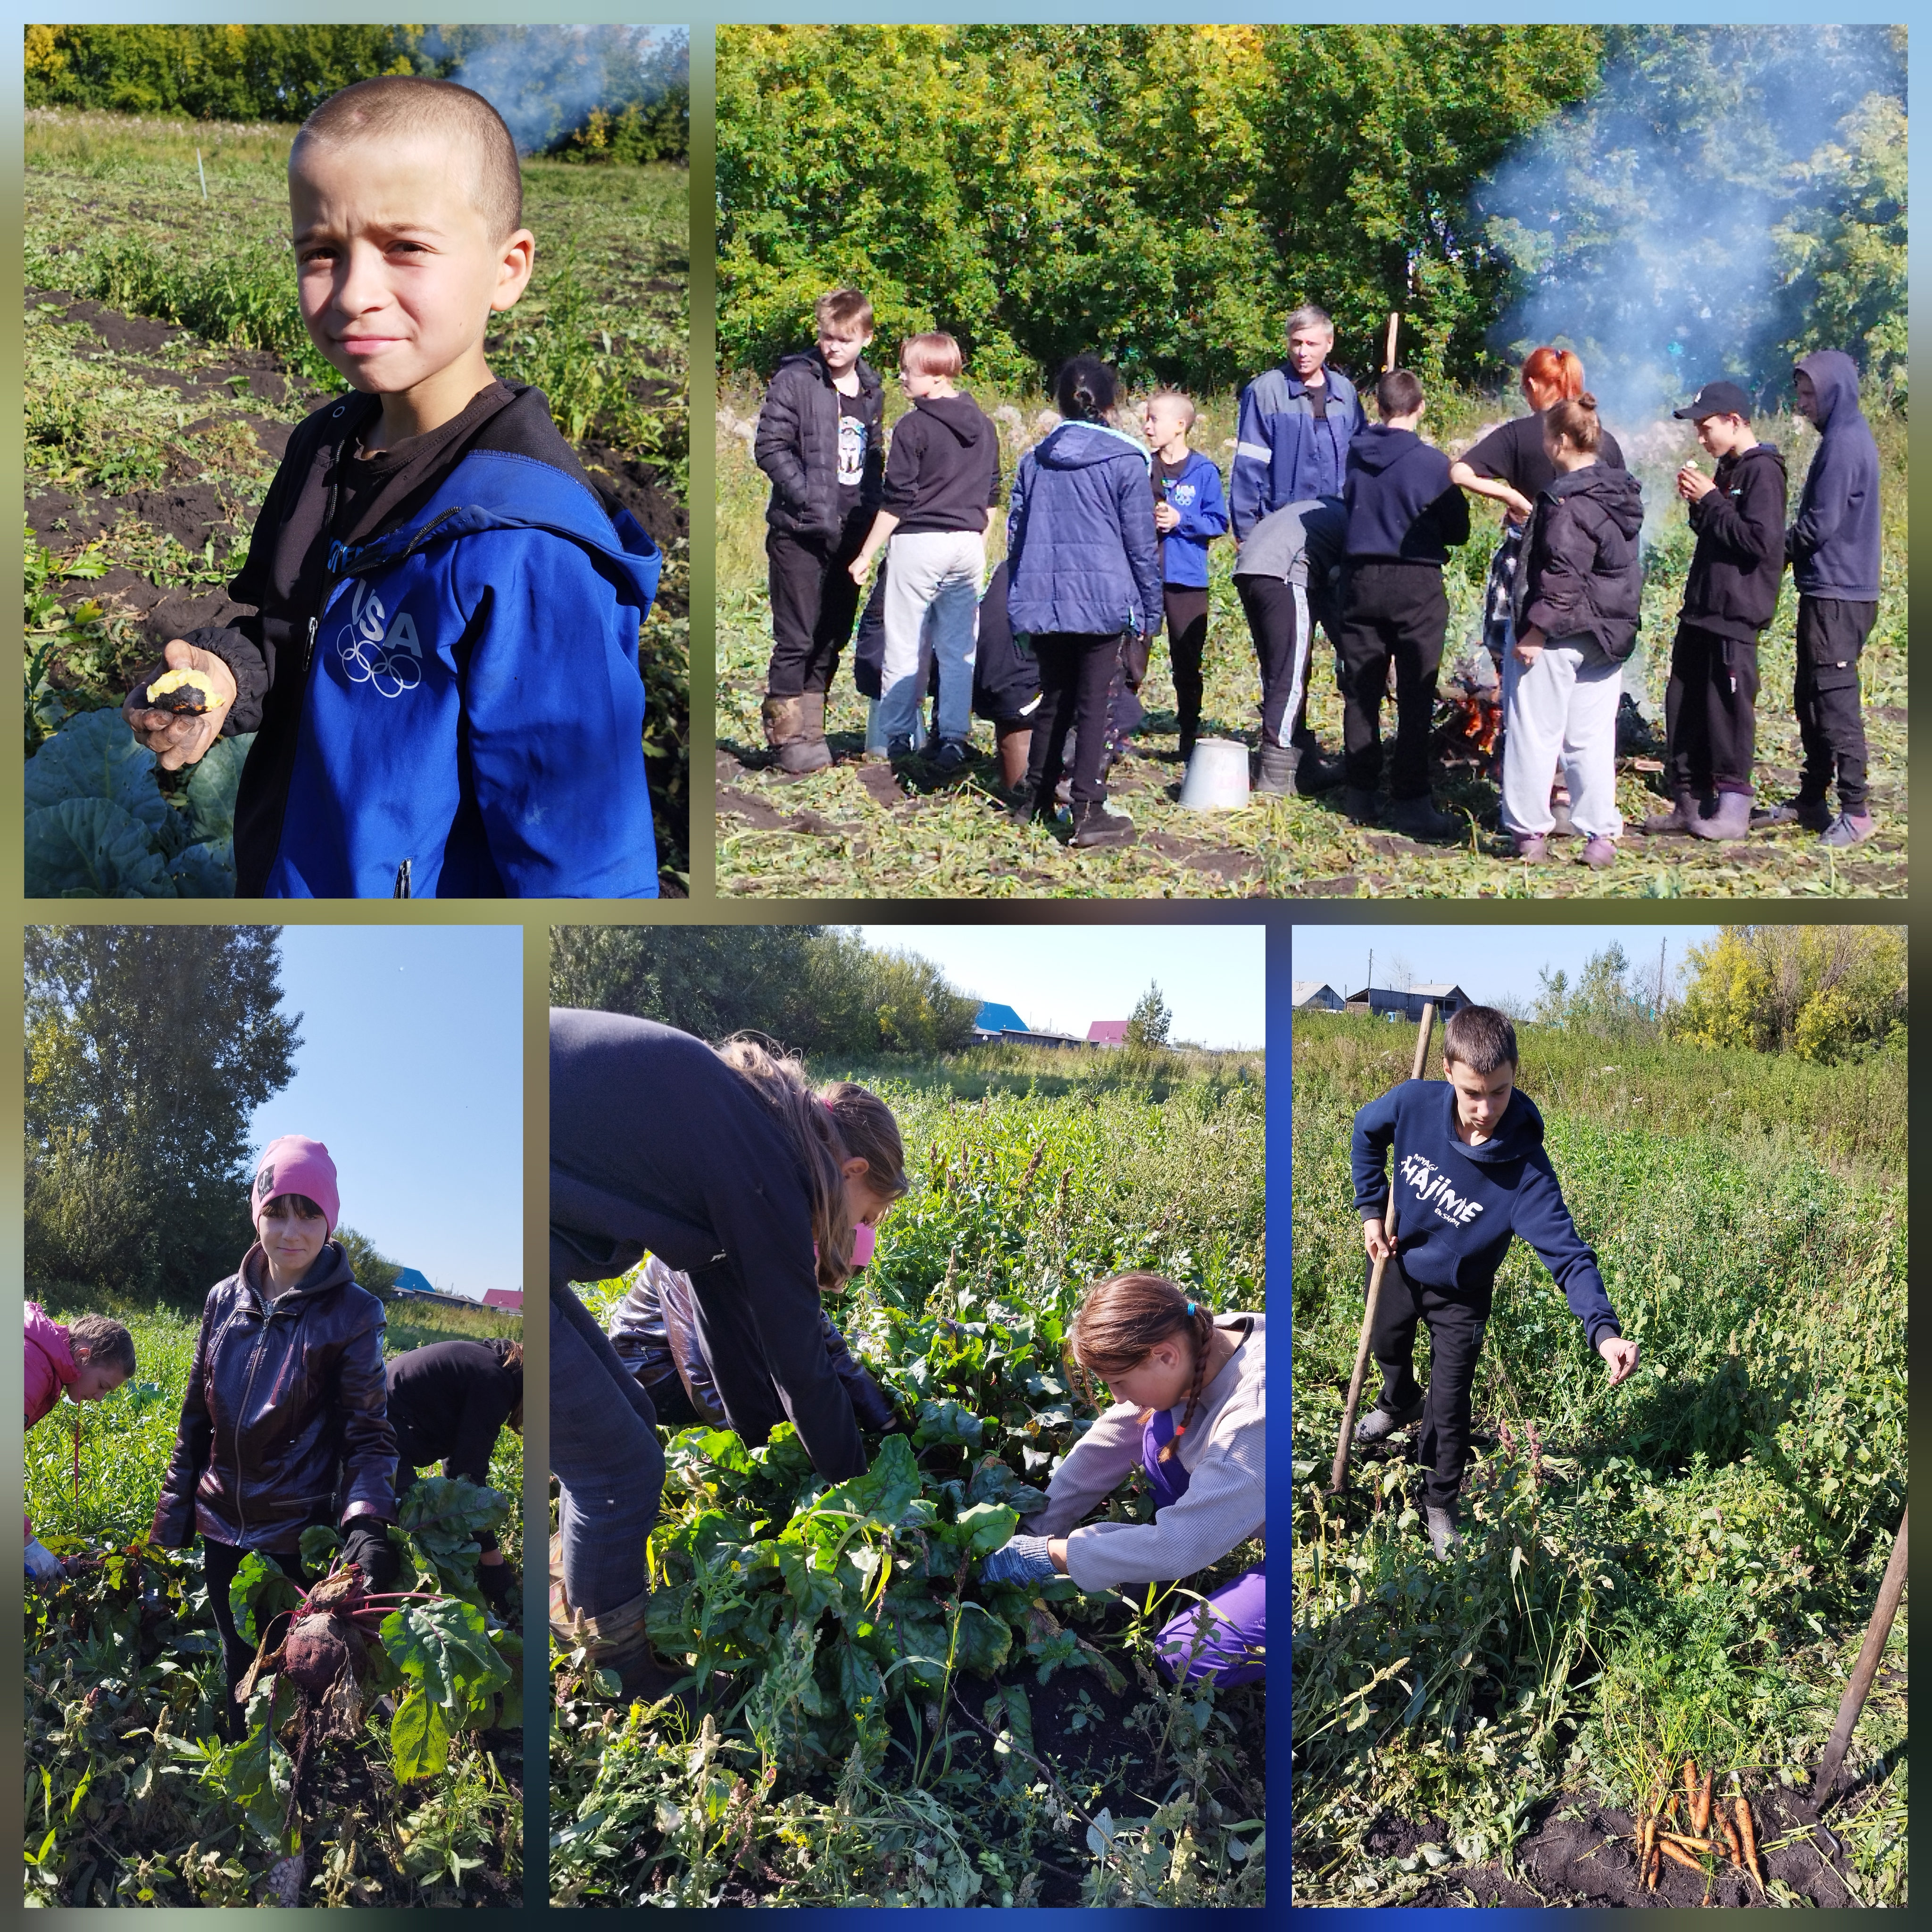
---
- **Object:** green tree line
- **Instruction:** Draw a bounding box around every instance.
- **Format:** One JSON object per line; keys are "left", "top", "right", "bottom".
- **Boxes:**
{"left": 550, "top": 926, "right": 984, "bottom": 1058}
{"left": 25, "top": 23, "right": 689, "bottom": 162}
{"left": 719, "top": 24, "right": 1905, "bottom": 396}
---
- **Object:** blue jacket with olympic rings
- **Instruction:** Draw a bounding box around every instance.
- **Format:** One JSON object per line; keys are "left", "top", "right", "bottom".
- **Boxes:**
{"left": 189, "top": 384, "right": 662, "bottom": 899}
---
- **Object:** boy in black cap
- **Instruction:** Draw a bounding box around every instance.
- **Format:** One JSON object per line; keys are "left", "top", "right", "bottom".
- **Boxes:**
{"left": 1332, "top": 369, "right": 1471, "bottom": 839}
{"left": 1646, "top": 380, "right": 1787, "bottom": 843}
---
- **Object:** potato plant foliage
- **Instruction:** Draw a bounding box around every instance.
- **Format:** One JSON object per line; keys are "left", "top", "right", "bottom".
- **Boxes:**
{"left": 24, "top": 1292, "right": 525, "bottom": 1907}
{"left": 552, "top": 1051, "right": 1268, "bottom": 1906}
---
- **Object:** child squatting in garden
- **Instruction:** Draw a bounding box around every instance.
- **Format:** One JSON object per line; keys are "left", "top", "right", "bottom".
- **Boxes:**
{"left": 1349, "top": 1006, "right": 1638, "bottom": 1557}
{"left": 152, "top": 1136, "right": 400, "bottom": 1737}
{"left": 122, "top": 76, "right": 663, "bottom": 899}
{"left": 25, "top": 1303, "right": 137, "bottom": 1580}
{"left": 980, "top": 1273, "right": 1265, "bottom": 1686}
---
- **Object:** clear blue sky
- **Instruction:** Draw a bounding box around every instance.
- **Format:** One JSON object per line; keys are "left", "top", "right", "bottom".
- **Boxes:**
{"left": 1291, "top": 924, "right": 1722, "bottom": 1014}
{"left": 852, "top": 924, "right": 1266, "bottom": 1049}
{"left": 250, "top": 927, "right": 523, "bottom": 1299}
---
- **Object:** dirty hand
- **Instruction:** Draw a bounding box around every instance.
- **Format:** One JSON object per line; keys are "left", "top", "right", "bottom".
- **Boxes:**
{"left": 848, "top": 550, "right": 876, "bottom": 587}
{"left": 1514, "top": 625, "right": 1546, "bottom": 666}
{"left": 25, "top": 1538, "right": 61, "bottom": 1582}
{"left": 1598, "top": 1335, "right": 1639, "bottom": 1386}
{"left": 1153, "top": 501, "right": 1181, "bottom": 533}
{"left": 123, "top": 640, "right": 237, "bottom": 770}
{"left": 1362, "top": 1216, "right": 1392, "bottom": 1264}
{"left": 1676, "top": 463, "right": 1716, "bottom": 504}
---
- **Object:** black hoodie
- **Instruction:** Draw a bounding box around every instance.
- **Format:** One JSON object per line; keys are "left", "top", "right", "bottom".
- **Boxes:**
{"left": 880, "top": 393, "right": 1001, "bottom": 534}
{"left": 1514, "top": 461, "right": 1647, "bottom": 661}
{"left": 1682, "top": 440, "right": 1787, "bottom": 642}
{"left": 755, "top": 349, "right": 886, "bottom": 540}
{"left": 1788, "top": 350, "right": 1882, "bottom": 600}
{"left": 1342, "top": 424, "right": 1471, "bottom": 565}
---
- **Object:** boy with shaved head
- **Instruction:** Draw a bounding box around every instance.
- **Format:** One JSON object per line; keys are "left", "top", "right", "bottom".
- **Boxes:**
{"left": 123, "top": 76, "right": 663, "bottom": 899}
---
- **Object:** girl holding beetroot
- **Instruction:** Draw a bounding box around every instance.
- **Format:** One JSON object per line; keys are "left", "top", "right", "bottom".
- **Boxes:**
{"left": 153, "top": 1136, "right": 399, "bottom": 1737}
{"left": 982, "top": 1271, "right": 1266, "bottom": 1686}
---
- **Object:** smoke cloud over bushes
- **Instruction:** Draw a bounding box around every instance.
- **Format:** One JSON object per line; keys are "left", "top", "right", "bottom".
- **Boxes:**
{"left": 1474, "top": 25, "right": 1907, "bottom": 429}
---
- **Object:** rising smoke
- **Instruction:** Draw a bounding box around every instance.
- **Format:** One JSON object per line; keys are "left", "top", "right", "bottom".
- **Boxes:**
{"left": 1474, "top": 25, "right": 1906, "bottom": 433}
{"left": 426, "top": 24, "right": 687, "bottom": 157}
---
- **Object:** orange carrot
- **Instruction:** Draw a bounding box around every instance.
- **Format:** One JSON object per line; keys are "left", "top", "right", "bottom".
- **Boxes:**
{"left": 1693, "top": 1766, "right": 1713, "bottom": 1836}
{"left": 1682, "top": 1757, "right": 1699, "bottom": 1811}
{"left": 1659, "top": 1831, "right": 1716, "bottom": 1852}
{"left": 1719, "top": 1812, "right": 1742, "bottom": 1863}
{"left": 1659, "top": 1837, "right": 1704, "bottom": 1873}
{"left": 1735, "top": 1795, "right": 1762, "bottom": 1887}
{"left": 1636, "top": 1815, "right": 1654, "bottom": 1885}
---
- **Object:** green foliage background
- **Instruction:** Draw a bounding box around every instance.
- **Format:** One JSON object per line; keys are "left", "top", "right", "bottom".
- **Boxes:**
{"left": 25, "top": 22, "right": 689, "bottom": 161}
{"left": 719, "top": 25, "right": 1906, "bottom": 395}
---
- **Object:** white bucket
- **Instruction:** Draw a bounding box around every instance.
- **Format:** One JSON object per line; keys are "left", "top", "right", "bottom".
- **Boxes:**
{"left": 1178, "top": 737, "right": 1251, "bottom": 811}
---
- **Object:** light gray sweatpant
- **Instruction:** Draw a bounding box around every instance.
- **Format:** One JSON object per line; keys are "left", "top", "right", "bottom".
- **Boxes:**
{"left": 875, "top": 529, "right": 983, "bottom": 749}
{"left": 1500, "top": 635, "right": 1624, "bottom": 839}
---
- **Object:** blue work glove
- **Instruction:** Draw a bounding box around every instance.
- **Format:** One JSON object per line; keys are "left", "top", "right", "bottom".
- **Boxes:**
{"left": 25, "top": 1538, "right": 62, "bottom": 1582}
{"left": 978, "top": 1534, "right": 1058, "bottom": 1587}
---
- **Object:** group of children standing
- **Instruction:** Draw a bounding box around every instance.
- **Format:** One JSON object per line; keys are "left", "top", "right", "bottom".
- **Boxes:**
{"left": 754, "top": 294, "right": 1885, "bottom": 863}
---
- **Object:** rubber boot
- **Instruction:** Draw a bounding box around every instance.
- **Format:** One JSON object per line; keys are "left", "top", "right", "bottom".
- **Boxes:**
{"left": 1069, "top": 801, "right": 1136, "bottom": 849}
{"left": 550, "top": 1534, "right": 687, "bottom": 1711}
{"left": 1687, "top": 789, "right": 1753, "bottom": 841}
{"left": 1341, "top": 787, "right": 1381, "bottom": 825}
{"left": 1642, "top": 790, "right": 1701, "bottom": 836}
{"left": 1354, "top": 1396, "right": 1424, "bottom": 1444}
{"left": 1389, "top": 794, "right": 1460, "bottom": 842}
{"left": 761, "top": 693, "right": 832, "bottom": 775}
{"left": 1254, "top": 742, "right": 1299, "bottom": 796}
{"left": 1426, "top": 1506, "right": 1463, "bottom": 1558}
{"left": 1294, "top": 744, "right": 1348, "bottom": 794}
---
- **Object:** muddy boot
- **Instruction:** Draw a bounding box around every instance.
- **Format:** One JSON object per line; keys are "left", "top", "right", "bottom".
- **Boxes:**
{"left": 1754, "top": 795, "right": 1833, "bottom": 833}
{"left": 1642, "top": 790, "right": 1702, "bottom": 836}
{"left": 1069, "top": 801, "right": 1136, "bottom": 849}
{"left": 1353, "top": 1396, "right": 1424, "bottom": 1444}
{"left": 1254, "top": 742, "right": 1299, "bottom": 796}
{"left": 1294, "top": 744, "right": 1348, "bottom": 794}
{"left": 1820, "top": 810, "right": 1875, "bottom": 847}
{"left": 1687, "top": 789, "right": 1753, "bottom": 841}
{"left": 761, "top": 693, "right": 833, "bottom": 775}
{"left": 1389, "top": 794, "right": 1460, "bottom": 842}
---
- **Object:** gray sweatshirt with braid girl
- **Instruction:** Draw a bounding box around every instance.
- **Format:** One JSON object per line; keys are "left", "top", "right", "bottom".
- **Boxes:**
{"left": 1033, "top": 1312, "right": 1265, "bottom": 1593}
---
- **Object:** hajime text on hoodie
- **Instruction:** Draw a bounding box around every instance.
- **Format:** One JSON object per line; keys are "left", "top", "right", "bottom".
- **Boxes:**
{"left": 1399, "top": 1150, "right": 1488, "bottom": 1227}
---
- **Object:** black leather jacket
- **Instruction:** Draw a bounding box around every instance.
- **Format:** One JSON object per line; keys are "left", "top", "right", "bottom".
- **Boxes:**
{"left": 609, "top": 1254, "right": 898, "bottom": 1434}
{"left": 153, "top": 1242, "right": 398, "bottom": 1554}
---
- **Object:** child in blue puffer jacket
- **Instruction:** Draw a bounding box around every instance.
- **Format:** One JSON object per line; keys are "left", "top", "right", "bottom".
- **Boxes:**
{"left": 1005, "top": 356, "right": 1163, "bottom": 850}
{"left": 122, "top": 77, "right": 662, "bottom": 900}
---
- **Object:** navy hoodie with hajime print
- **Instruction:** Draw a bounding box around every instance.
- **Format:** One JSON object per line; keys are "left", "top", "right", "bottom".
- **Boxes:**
{"left": 1350, "top": 1080, "right": 1621, "bottom": 1347}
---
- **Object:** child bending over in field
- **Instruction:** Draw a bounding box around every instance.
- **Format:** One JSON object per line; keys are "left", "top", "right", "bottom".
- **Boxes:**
{"left": 152, "top": 1137, "right": 399, "bottom": 1738}
{"left": 25, "top": 1303, "right": 136, "bottom": 1581}
{"left": 1349, "top": 1006, "right": 1638, "bottom": 1557}
{"left": 549, "top": 1014, "right": 909, "bottom": 1700}
{"left": 122, "top": 76, "right": 663, "bottom": 899}
{"left": 980, "top": 1273, "right": 1265, "bottom": 1686}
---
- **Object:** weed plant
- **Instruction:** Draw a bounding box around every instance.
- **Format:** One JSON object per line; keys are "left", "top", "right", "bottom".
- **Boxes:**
{"left": 1290, "top": 1012, "right": 1906, "bottom": 1904}
{"left": 715, "top": 376, "right": 1906, "bottom": 898}
{"left": 550, "top": 1056, "right": 1267, "bottom": 1905}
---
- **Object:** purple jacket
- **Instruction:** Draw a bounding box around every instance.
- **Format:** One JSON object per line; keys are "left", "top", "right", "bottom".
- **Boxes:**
{"left": 1005, "top": 422, "right": 1163, "bottom": 640}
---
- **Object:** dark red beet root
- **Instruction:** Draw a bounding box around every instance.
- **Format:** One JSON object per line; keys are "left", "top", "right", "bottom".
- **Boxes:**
{"left": 283, "top": 1613, "right": 362, "bottom": 1696}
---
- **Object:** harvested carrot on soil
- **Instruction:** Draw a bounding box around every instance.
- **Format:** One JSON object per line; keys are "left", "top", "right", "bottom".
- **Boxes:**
{"left": 1693, "top": 1765, "right": 1714, "bottom": 1836}
{"left": 1658, "top": 1837, "right": 1705, "bottom": 1873}
{"left": 1735, "top": 1795, "right": 1763, "bottom": 1886}
{"left": 1719, "top": 1812, "right": 1743, "bottom": 1863}
{"left": 1660, "top": 1832, "right": 1716, "bottom": 1852}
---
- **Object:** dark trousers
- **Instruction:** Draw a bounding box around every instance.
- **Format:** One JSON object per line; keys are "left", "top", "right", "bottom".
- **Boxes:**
{"left": 1665, "top": 619, "right": 1759, "bottom": 798}
{"left": 550, "top": 1281, "right": 666, "bottom": 1620}
{"left": 765, "top": 511, "right": 871, "bottom": 696}
{"left": 1367, "top": 1249, "right": 1493, "bottom": 1512}
{"left": 1794, "top": 596, "right": 1874, "bottom": 814}
{"left": 203, "top": 1536, "right": 317, "bottom": 1738}
{"left": 1134, "top": 584, "right": 1210, "bottom": 742}
{"left": 1235, "top": 575, "right": 1312, "bottom": 749}
{"left": 1332, "top": 562, "right": 1449, "bottom": 798}
{"left": 1025, "top": 632, "right": 1123, "bottom": 808}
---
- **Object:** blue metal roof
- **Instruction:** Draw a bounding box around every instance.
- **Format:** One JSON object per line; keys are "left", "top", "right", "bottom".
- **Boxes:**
{"left": 974, "top": 1000, "right": 1028, "bottom": 1034}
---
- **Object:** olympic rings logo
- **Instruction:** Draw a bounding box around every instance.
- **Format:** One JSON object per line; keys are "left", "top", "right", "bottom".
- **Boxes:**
{"left": 335, "top": 580, "right": 424, "bottom": 700}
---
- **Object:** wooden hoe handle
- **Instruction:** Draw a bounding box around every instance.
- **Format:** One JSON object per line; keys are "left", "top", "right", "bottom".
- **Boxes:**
{"left": 1330, "top": 1002, "right": 1436, "bottom": 1494}
{"left": 1814, "top": 1506, "right": 1907, "bottom": 1804}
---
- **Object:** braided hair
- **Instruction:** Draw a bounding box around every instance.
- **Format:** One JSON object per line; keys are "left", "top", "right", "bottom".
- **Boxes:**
{"left": 1066, "top": 1271, "right": 1216, "bottom": 1463}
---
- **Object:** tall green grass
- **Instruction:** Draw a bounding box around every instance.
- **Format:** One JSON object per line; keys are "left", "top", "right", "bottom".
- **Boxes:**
{"left": 1290, "top": 1015, "right": 1907, "bottom": 1904}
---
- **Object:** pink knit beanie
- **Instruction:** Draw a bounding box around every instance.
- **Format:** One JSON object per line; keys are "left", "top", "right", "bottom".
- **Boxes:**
{"left": 252, "top": 1135, "right": 341, "bottom": 1232}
